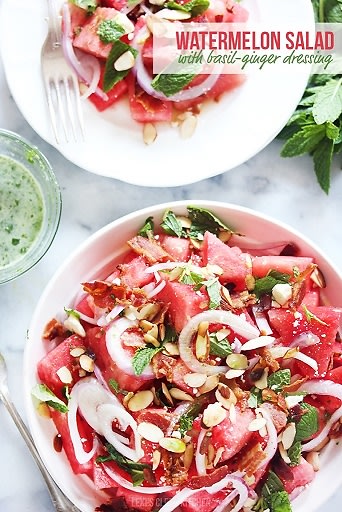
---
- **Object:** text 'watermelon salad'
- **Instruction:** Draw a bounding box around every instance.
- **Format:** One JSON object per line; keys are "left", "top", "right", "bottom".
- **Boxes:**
{"left": 34, "top": 206, "right": 342, "bottom": 512}
{"left": 60, "top": 0, "right": 248, "bottom": 142}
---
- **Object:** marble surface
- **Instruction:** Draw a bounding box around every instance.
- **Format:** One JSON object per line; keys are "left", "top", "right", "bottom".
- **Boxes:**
{"left": 1, "top": 25, "right": 342, "bottom": 512}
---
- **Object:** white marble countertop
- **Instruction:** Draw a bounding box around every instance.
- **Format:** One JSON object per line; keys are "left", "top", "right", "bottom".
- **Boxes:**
{"left": 1, "top": 29, "right": 342, "bottom": 512}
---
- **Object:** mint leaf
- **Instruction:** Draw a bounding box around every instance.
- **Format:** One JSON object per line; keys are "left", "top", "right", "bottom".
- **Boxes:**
{"left": 179, "top": 269, "right": 204, "bottom": 288}
{"left": 294, "top": 403, "right": 319, "bottom": 442}
{"left": 313, "top": 137, "right": 334, "bottom": 194}
{"left": 253, "top": 270, "right": 291, "bottom": 298}
{"left": 267, "top": 369, "right": 291, "bottom": 393}
{"left": 269, "top": 490, "right": 292, "bottom": 512}
{"left": 152, "top": 73, "right": 196, "bottom": 98}
{"left": 204, "top": 277, "right": 221, "bottom": 309}
{"left": 179, "top": 402, "right": 202, "bottom": 436}
{"left": 132, "top": 345, "right": 162, "bottom": 376}
{"left": 97, "top": 19, "right": 125, "bottom": 44}
{"left": 288, "top": 440, "right": 302, "bottom": 466}
{"left": 160, "top": 210, "right": 184, "bottom": 237}
{"left": 261, "top": 471, "right": 291, "bottom": 512}
{"left": 70, "top": 0, "right": 98, "bottom": 14}
{"left": 187, "top": 206, "right": 233, "bottom": 239}
{"left": 248, "top": 388, "right": 262, "bottom": 408}
{"left": 261, "top": 471, "right": 284, "bottom": 498}
{"left": 312, "top": 78, "right": 342, "bottom": 125}
{"left": 302, "top": 304, "right": 329, "bottom": 325}
{"left": 64, "top": 307, "right": 80, "bottom": 319}
{"left": 165, "top": 0, "right": 210, "bottom": 17}
{"left": 103, "top": 41, "right": 137, "bottom": 92}
{"left": 325, "top": 0, "right": 342, "bottom": 22}
{"left": 97, "top": 443, "right": 150, "bottom": 486}
{"left": 138, "top": 216, "right": 154, "bottom": 239}
{"left": 326, "top": 121, "right": 340, "bottom": 141}
{"left": 281, "top": 124, "right": 326, "bottom": 157}
{"left": 31, "top": 384, "right": 68, "bottom": 413}
{"left": 109, "top": 378, "right": 120, "bottom": 393}
{"left": 209, "top": 334, "right": 232, "bottom": 357}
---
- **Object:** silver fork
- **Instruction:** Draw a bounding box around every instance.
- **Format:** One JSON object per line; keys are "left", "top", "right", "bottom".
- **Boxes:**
{"left": 0, "top": 351, "right": 82, "bottom": 512}
{"left": 41, "top": 0, "right": 84, "bottom": 143}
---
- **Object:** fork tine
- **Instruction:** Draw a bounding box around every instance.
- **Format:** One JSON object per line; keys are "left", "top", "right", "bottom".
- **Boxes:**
{"left": 43, "top": 77, "right": 60, "bottom": 145}
{"left": 70, "top": 74, "right": 85, "bottom": 141}
{"left": 54, "top": 77, "right": 69, "bottom": 143}
{"left": 63, "top": 76, "right": 77, "bottom": 142}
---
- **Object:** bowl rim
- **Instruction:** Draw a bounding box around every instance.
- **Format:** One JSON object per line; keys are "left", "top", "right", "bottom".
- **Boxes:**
{"left": 0, "top": 128, "right": 62, "bottom": 284}
{"left": 25, "top": 199, "right": 342, "bottom": 512}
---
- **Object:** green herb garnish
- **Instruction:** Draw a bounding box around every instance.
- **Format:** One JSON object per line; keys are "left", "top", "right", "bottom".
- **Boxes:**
{"left": 160, "top": 210, "right": 184, "bottom": 237}
{"left": 165, "top": 0, "right": 210, "bottom": 17}
{"left": 132, "top": 345, "right": 163, "bottom": 376}
{"left": 97, "top": 19, "right": 125, "bottom": 44}
{"left": 287, "top": 440, "right": 302, "bottom": 466}
{"left": 103, "top": 41, "right": 137, "bottom": 92}
{"left": 151, "top": 73, "right": 196, "bottom": 98}
{"left": 97, "top": 443, "right": 150, "bottom": 486}
{"left": 260, "top": 471, "right": 291, "bottom": 512}
{"left": 267, "top": 369, "right": 291, "bottom": 392}
{"left": 138, "top": 216, "right": 154, "bottom": 239}
{"left": 294, "top": 402, "right": 319, "bottom": 442}
{"left": 70, "top": 0, "right": 98, "bottom": 14}
{"left": 302, "top": 304, "right": 329, "bottom": 325}
{"left": 31, "top": 384, "right": 68, "bottom": 413}
{"left": 187, "top": 206, "right": 233, "bottom": 240}
{"left": 253, "top": 270, "right": 291, "bottom": 298}
{"left": 209, "top": 334, "right": 233, "bottom": 357}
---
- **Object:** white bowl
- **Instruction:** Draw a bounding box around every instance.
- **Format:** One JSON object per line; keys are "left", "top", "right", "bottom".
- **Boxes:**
{"left": 25, "top": 200, "right": 342, "bottom": 512}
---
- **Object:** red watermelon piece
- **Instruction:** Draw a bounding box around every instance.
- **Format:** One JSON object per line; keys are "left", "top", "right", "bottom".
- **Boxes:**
{"left": 119, "top": 255, "right": 153, "bottom": 289}
{"left": 73, "top": 7, "right": 119, "bottom": 59}
{"left": 280, "top": 457, "right": 315, "bottom": 495}
{"left": 202, "top": 231, "right": 249, "bottom": 291}
{"left": 159, "top": 235, "right": 191, "bottom": 262}
{"left": 252, "top": 255, "right": 313, "bottom": 278}
{"left": 268, "top": 306, "right": 341, "bottom": 377}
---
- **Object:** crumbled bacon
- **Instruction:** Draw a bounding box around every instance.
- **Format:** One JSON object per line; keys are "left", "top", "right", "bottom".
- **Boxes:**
{"left": 82, "top": 281, "right": 147, "bottom": 309}
{"left": 152, "top": 353, "right": 177, "bottom": 381}
{"left": 43, "top": 318, "right": 67, "bottom": 340}
{"left": 235, "top": 442, "right": 266, "bottom": 476}
{"left": 283, "top": 376, "right": 307, "bottom": 393}
{"left": 258, "top": 348, "right": 280, "bottom": 373}
{"left": 127, "top": 235, "right": 174, "bottom": 264}
{"left": 162, "top": 452, "right": 188, "bottom": 486}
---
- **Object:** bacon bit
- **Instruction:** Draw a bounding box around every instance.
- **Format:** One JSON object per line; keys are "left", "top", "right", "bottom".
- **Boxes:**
{"left": 283, "top": 376, "right": 308, "bottom": 393}
{"left": 127, "top": 235, "right": 174, "bottom": 264}
{"left": 162, "top": 451, "right": 188, "bottom": 486}
{"left": 235, "top": 443, "right": 266, "bottom": 476}
{"left": 288, "top": 280, "right": 307, "bottom": 310}
{"left": 43, "top": 318, "right": 67, "bottom": 340}
{"left": 199, "top": 431, "right": 211, "bottom": 455}
{"left": 258, "top": 348, "right": 280, "bottom": 373}
{"left": 82, "top": 281, "right": 147, "bottom": 309}
{"left": 152, "top": 353, "right": 177, "bottom": 381}
{"left": 289, "top": 404, "right": 307, "bottom": 423}
{"left": 187, "top": 466, "right": 231, "bottom": 490}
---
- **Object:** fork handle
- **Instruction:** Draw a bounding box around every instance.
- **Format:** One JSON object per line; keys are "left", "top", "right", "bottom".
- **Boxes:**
{"left": 46, "top": 0, "right": 62, "bottom": 46}
{"left": 0, "top": 387, "right": 79, "bottom": 512}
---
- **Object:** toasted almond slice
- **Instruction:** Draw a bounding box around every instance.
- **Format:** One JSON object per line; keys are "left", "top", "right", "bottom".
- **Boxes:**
{"left": 159, "top": 437, "right": 186, "bottom": 453}
{"left": 183, "top": 442, "right": 194, "bottom": 470}
{"left": 198, "top": 374, "right": 220, "bottom": 394}
{"left": 143, "top": 122, "right": 157, "bottom": 145}
{"left": 137, "top": 303, "right": 161, "bottom": 320}
{"left": 202, "top": 402, "right": 226, "bottom": 428}
{"left": 64, "top": 315, "right": 86, "bottom": 337}
{"left": 218, "top": 230, "right": 232, "bottom": 243}
{"left": 56, "top": 366, "right": 73, "bottom": 384}
{"left": 279, "top": 442, "right": 291, "bottom": 464}
{"left": 245, "top": 274, "right": 256, "bottom": 291}
{"left": 144, "top": 333, "right": 160, "bottom": 347}
{"left": 163, "top": 342, "right": 180, "bottom": 356}
{"left": 184, "top": 373, "right": 207, "bottom": 388}
{"left": 254, "top": 368, "right": 269, "bottom": 390}
{"left": 248, "top": 417, "right": 267, "bottom": 432}
{"left": 137, "top": 422, "right": 164, "bottom": 443}
{"left": 306, "top": 451, "right": 320, "bottom": 471}
{"left": 207, "top": 443, "right": 215, "bottom": 465}
{"left": 161, "top": 382, "right": 174, "bottom": 405}
{"left": 123, "top": 391, "right": 134, "bottom": 408}
{"left": 282, "top": 422, "right": 296, "bottom": 450}
{"left": 70, "top": 347, "right": 86, "bottom": 357}
{"left": 127, "top": 390, "right": 154, "bottom": 412}
{"left": 206, "top": 264, "right": 223, "bottom": 276}
{"left": 198, "top": 321, "right": 209, "bottom": 338}
{"left": 152, "top": 449, "right": 161, "bottom": 470}
{"left": 159, "top": 324, "right": 166, "bottom": 342}
{"left": 140, "top": 320, "right": 154, "bottom": 332}
{"left": 78, "top": 369, "right": 87, "bottom": 378}
{"left": 310, "top": 267, "right": 326, "bottom": 289}
{"left": 213, "top": 446, "right": 224, "bottom": 467}
{"left": 216, "top": 328, "right": 230, "bottom": 341}
{"left": 195, "top": 333, "right": 209, "bottom": 362}
{"left": 240, "top": 335, "right": 275, "bottom": 351}
{"left": 272, "top": 283, "right": 292, "bottom": 306}
{"left": 225, "top": 369, "right": 245, "bottom": 380}
{"left": 79, "top": 354, "right": 95, "bottom": 373}
{"left": 285, "top": 394, "right": 304, "bottom": 408}
{"left": 169, "top": 388, "right": 194, "bottom": 402}
{"left": 215, "top": 384, "right": 237, "bottom": 409}
{"left": 114, "top": 50, "right": 135, "bottom": 72}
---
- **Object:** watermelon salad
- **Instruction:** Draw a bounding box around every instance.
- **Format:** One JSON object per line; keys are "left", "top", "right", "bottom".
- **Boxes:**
{"left": 60, "top": 0, "right": 248, "bottom": 142}
{"left": 33, "top": 206, "right": 342, "bottom": 512}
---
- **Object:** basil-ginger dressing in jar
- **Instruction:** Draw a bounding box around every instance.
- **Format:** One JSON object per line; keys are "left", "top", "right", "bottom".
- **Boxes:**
{"left": 0, "top": 154, "right": 44, "bottom": 269}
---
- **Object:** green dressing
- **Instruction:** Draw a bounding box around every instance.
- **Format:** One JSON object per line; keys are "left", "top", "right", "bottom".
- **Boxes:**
{"left": 0, "top": 155, "right": 44, "bottom": 269}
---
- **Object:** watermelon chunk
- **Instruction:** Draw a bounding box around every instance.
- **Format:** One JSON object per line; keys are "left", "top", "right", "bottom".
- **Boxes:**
{"left": 252, "top": 255, "right": 313, "bottom": 278}
{"left": 211, "top": 406, "right": 255, "bottom": 462}
{"left": 268, "top": 306, "right": 341, "bottom": 377}
{"left": 280, "top": 457, "right": 315, "bottom": 495}
{"left": 119, "top": 255, "right": 153, "bottom": 289}
{"left": 159, "top": 235, "right": 191, "bottom": 262}
{"left": 37, "top": 335, "right": 86, "bottom": 398}
{"left": 116, "top": 486, "right": 157, "bottom": 512}
{"left": 73, "top": 7, "right": 119, "bottom": 59}
{"left": 152, "top": 353, "right": 196, "bottom": 395}
{"left": 157, "top": 281, "right": 208, "bottom": 332}
{"left": 202, "top": 231, "right": 249, "bottom": 291}
{"left": 180, "top": 490, "right": 228, "bottom": 512}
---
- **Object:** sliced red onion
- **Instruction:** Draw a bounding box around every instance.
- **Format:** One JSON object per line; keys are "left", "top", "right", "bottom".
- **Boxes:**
{"left": 97, "top": 403, "right": 143, "bottom": 461}
{"left": 147, "top": 279, "right": 166, "bottom": 298}
{"left": 97, "top": 304, "right": 125, "bottom": 327}
{"left": 293, "top": 352, "right": 318, "bottom": 372}
{"left": 135, "top": 51, "right": 221, "bottom": 103}
{"left": 232, "top": 338, "right": 242, "bottom": 353}
{"left": 158, "top": 473, "right": 248, "bottom": 512}
{"left": 101, "top": 463, "right": 177, "bottom": 494}
{"left": 154, "top": 271, "right": 161, "bottom": 283}
{"left": 256, "top": 405, "right": 278, "bottom": 469}
{"left": 93, "top": 365, "right": 111, "bottom": 392}
{"left": 195, "top": 428, "right": 207, "bottom": 476}
{"left": 106, "top": 317, "right": 154, "bottom": 379}
{"left": 298, "top": 380, "right": 342, "bottom": 451}
{"left": 240, "top": 335, "right": 275, "bottom": 351}
{"left": 211, "top": 489, "right": 239, "bottom": 512}
{"left": 74, "top": 310, "right": 97, "bottom": 325}
{"left": 61, "top": 4, "right": 107, "bottom": 101}
{"left": 252, "top": 306, "right": 273, "bottom": 336}
{"left": 179, "top": 310, "right": 259, "bottom": 375}
{"left": 229, "top": 238, "right": 293, "bottom": 256}
{"left": 290, "top": 332, "right": 320, "bottom": 349}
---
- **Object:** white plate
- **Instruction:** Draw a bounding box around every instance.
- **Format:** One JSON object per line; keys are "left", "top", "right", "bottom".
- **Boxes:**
{"left": 25, "top": 200, "right": 342, "bottom": 512}
{"left": 0, "top": 0, "right": 313, "bottom": 187}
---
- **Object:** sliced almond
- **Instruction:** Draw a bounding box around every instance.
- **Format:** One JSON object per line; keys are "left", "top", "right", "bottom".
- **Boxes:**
{"left": 225, "top": 369, "right": 245, "bottom": 380}
{"left": 213, "top": 446, "right": 224, "bottom": 467}
{"left": 195, "top": 332, "right": 209, "bottom": 362}
{"left": 113, "top": 12, "right": 134, "bottom": 33}
{"left": 36, "top": 402, "right": 51, "bottom": 418}
{"left": 127, "top": 390, "right": 154, "bottom": 412}
{"left": 155, "top": 8, "right": 191, "bottom": 20}
{"left": 198, "top": 374, "right": 220, "bottom": 394}
{"left": 137, "top": 422, "right": 164, "bottom": 443}
{"left": 240, "top": 335, "right": 275, "bottom": 351}
{"left": 206, "top": 264, "right": 224, "bottom": 276}
{"left": 64, "top": 315, "right": 85, "bottom": 337}
{"left": 159, "top": 437, "right": 186, "bottom": 453}
{"left": 229, "top": 402, "right": 237, "bottom": 423}
{"left": 202, "top": 402, "right": 226, "bottom": 428}
{"left": 183, "top": 442, "right": 194, "bottom": 469}
{"left": 140, "top": 320, "right": 155, "bottom": 332}
{"left": 169, "top": 388, "right": 194, "bottom": 402}
{"left": 70, "top": 347, "right": 85, "bottom": 357}
{"left": 152, "top": 449, "right": 161, "bottom": 470}
{"left": 254, "top": 368, "right": 269, "bottom": 390}
{"left": 79, "top": 354, "right": 95, "bottom": 373}
{"left": 149, "top": 0, "right": 166, "bottom": 5}
{"left": 215, "top": 384, "right": 237, "bottom": 409}
{"left": 306, "top": 451, "right": 320, "bottom": 471}
{"left": 163, "top": 342, "right": 180, "bottom": 356}
{"left": 198, "top": 321, "right": 209, "bottom": 338}
{"left": 137, "top": 303, "right": 161, "bottom": 321}
{"left": 123, "top": 391, "right": 134, "bottom": 408}
{"left": 146, "top": 15, "right": 169, "bottom": 37}
{"left": 278, "top": 442, "right": 291, "bottom": 464}
{"left": 161, "top": 382, "right": 174, "bottom": 405}
{"left": 245, "top": 274, "right": 256, "bottom": 291}
{"left": 144, "top": 333, "right": 160, "bottom": 347}
{"left": 114, "top": 50, "right": 135, "bottom": 72}
{"left": 143, "top": 123, "right": 157, "bottom": 145}
{"left": 207, "top": 443, "right": 215, "bottom": 465}
{"left": 56, "top": 366, "right": 73, "bottom": 384}
{"left": 310, "top": 267, "right": 326, "bottom": 289}
{"left": 248, "top": 417, "right": 267, "bottom": 432}
{"left": 78, "top": 369, "right": 87, "bottom": 378}
{"left": 159, "top": 324, "right": 166, "bottom": 342}
{"left": 281, "top": 422, "right": 296, "bottom": 450}
{"left": 184, "top": 373, "right": 207, "bottom": 388}
{"left": 272, "top": 283, "right": 292, "bottom": 306}
{"left": 216, "top": 328, "right": 230, "bottom": 341}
